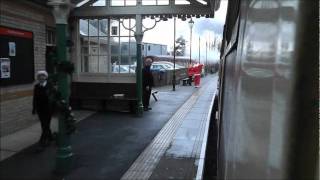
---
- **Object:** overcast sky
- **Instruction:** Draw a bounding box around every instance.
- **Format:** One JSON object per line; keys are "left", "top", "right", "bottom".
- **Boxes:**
{"left": 143, "top": 0, "right": 228, "bottom": 62}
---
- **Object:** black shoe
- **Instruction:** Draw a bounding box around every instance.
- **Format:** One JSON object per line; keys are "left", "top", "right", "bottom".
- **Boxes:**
{"left": 34, "top": 142, "right": 46, "bottom": 153}
{"left": 144, "top": 107, "right": 152, "bottom": 111}
{"left": 52, "top": 132, "right": 58, "bottom": 140}
{"left": 35, "top": 146, "right": 45, "bottom": 153}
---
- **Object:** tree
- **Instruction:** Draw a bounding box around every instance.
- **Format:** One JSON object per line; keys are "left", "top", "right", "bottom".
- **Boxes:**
{"left": 175, "top": 36, "right": 186, "bottom": 56}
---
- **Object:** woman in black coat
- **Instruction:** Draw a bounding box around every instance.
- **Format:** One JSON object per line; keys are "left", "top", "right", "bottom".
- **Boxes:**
{"left": 32, "top": 71, "right": 53, "bottom": 147}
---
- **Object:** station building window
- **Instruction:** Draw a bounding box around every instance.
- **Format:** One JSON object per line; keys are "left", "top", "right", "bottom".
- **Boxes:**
{"left": 91, "top": 0, "right": 106, "bottom": 6}
{"left": 46, "top": 27, "right": 56, "bottom": 46}
{"left": 174, "top": 0, "right": 190, "bottom": 5}
{"left": 77, "top": 0, "right": 170, "bottom": 7}
{"left": 142, "top": 0, "right": 169, "bottom": 5}
{"left": 79, "top": 18, "right": 136, "bottom": 74}
{"left": 111, "top": 0, "right": 137, "bottom": 6}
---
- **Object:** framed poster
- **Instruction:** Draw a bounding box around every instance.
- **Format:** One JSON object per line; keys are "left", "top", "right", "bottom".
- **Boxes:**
{"left": 9, "top": 42, "right": 16, "bottom": 56}
{"left": 0, "top": 26, "right": 34, "bottom": 86}
{"left": 0, "top": 58, "right": 11, "bottom": 78}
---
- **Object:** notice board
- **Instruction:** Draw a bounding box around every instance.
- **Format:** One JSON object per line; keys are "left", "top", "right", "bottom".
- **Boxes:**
{"left": 0, "top": 26, "right": 34, "bottom": 86}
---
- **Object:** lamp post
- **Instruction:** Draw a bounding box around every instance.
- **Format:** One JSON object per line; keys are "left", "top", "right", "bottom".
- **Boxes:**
{"left": 205, "top": 41, "right": 207, "bottom": 75}
{"left": 135, "top": 14, "right": 144, "bottom": 116}
{"left": 198, "top": 36, "right": 200, "bottom": 64}
{"left": 172, "top": 17, "right": 176, "bottom": 91}
{"left": 47, "top": 0, "right": 73, "bottom": 174}
{"left": 188, "top": 19, "right": 194, "bottom": 65}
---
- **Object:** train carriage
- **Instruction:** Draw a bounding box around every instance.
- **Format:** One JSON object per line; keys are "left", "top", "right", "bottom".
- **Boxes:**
{"left": 204, "top": 0, "right": 318, "bottom": 179}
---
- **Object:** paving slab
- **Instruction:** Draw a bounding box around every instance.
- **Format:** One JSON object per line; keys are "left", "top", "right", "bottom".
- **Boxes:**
{"left": 149, "top": 79, "right": 217, "bottom": 179}
{"left": 122, "top": 74, "right": 218, "bottom": 180}
{"left": 0, "top": 110, "right": 94, "bottom": 161}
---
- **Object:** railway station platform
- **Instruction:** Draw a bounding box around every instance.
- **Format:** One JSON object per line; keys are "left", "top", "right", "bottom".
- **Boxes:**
{"left": 0, "top": 74, "right": 218, "bottom": 180}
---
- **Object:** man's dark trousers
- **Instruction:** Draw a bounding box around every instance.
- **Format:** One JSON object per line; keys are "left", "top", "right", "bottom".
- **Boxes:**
{"left": 143, "top": 88, "right": 152, "bottom": 109}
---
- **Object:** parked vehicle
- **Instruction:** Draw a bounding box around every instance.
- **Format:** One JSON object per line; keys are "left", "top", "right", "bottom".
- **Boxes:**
{"left": 112, "top": 65, "right": 130, "bottom": 73}
{"left": 112, "top": 65, "right": 136, "bottom": 73}
{"left": 153, "top": 61, "right": 185, "bottom": 69}
{"left": 150, "top": 63, "right": 172, "bottom": 72}
{"left": 151, "top": 61, "right": 185, "bottom": 72}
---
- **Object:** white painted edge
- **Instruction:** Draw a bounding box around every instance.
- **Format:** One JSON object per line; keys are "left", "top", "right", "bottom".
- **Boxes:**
{"left": 195, "top": 89, "right": 217, "bottom": 180}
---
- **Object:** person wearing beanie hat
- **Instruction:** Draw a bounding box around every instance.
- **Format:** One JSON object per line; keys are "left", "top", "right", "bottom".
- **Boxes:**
{"left": 32, "top": 70, "right": 53, "bottom": 148}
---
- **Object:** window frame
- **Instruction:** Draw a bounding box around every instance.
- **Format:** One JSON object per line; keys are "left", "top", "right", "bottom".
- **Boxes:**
{"left": 79, "top": 18, "right": 136, "bottom": 74}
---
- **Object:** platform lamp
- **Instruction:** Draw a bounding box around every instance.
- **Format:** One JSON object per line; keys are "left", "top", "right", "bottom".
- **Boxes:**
{"left": 173, "top": 17, "right": 176, "bottom": 91}
{"left": 188, "top": 18, "right": 194, "bottom": 65}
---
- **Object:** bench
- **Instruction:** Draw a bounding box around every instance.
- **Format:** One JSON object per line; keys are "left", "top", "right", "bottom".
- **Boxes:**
{"left": 71, "top": 91, "right": 158, "bottom": 112}
{"left": 70, "top": 82, "right": 137, "bottom": 113}
{"left": 71, "top": 95, "right": 137, "bottom": 113}
{"left": 182, "top": 78, "right": 191, "bottom": 86}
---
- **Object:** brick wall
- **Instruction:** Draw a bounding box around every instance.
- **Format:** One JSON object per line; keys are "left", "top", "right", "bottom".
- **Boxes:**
{"left": 0, "top": 0, "right": 55, "bottom": 136}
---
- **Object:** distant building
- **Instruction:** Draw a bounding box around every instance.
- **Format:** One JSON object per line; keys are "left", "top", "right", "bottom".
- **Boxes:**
{"left": 0, "top": 1, "right": 168, "bottom": 136}
{"left": 142, "top": 43, "right": 167, "bottom": 57}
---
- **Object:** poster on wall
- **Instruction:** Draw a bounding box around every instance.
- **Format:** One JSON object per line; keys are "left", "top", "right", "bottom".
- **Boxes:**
{"left": 0, "top": 58, "right": 11, "bottom": 78}
{"left": 8, "top": 42, "right": 16, "bottom": 56}
{"left": 0, "top": 26, "right": 34, "bottom": 85}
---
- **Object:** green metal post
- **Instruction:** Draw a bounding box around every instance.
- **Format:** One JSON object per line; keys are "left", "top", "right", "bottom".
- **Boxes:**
{"left": 55, "top": 23, "right": 73, "bottom": 174}
{"left": 135, "top": 14, "right": 143, "bottom": 116}
{"left": 136, "top": 41, "right": 143, "bottom": 116}
{"left": 172, "top": 17, "right": 176, "bottom": 91}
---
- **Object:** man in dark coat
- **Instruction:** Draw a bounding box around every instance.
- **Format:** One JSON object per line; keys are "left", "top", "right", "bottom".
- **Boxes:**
{"left": 32, "top": 71, "right": 53, "bottom": 147}
{"left": 142, "top": 58, "right": 154, "bottom": 111}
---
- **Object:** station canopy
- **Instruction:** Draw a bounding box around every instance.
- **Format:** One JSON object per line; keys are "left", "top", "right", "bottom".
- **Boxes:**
{"left": 71, "top": 0, "right": 221, "bottom": 19}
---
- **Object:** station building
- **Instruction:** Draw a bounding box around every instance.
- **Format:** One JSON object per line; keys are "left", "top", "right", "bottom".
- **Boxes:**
{"left": 0, "top": 0, "right": 55, "bottom": 136}
{"left": 0, "top": 0, "right": 170, "bottom": 136}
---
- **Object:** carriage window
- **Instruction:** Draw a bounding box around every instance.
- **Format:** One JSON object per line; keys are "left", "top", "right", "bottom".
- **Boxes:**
{"left": 79, "top": 18, "right": 136, "bottom": 73}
